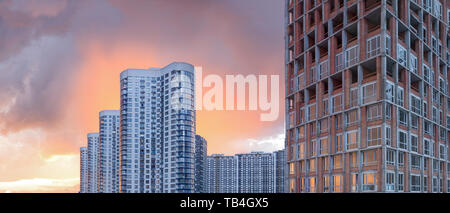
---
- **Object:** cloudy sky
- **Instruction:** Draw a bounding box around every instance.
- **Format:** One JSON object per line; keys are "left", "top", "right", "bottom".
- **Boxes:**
{"left": 0, "top": 0, "right": 285, "bottom": 192}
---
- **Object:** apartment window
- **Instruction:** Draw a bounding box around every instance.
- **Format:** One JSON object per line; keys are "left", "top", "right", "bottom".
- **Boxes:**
{"left": 311, "top": 140, "right": 317, "bottom": 157}
{"left": 345, "top": 45, "right": 358, "bottom": 67}
{"left": 350, "top": 152, "right": 358, "bottom": 168}
{"left": 410, "top": 95, "right": 421, "bottom": 114}
{"left": 299, "top": 143, "right": 305, "bottom": 159}
{"left": 298, "top": 73, "right": 305, "bottom": 90}
{"left": 439, "top": 144, "right": 446, "bottom": 160}
{"left": 346, "top": 110, "right": 358, "bottom": 126}
{"left": 424, "top": 139, "right": 431, "bottom": 156}
{"left": 386, "top": 149, "right": 395, "bottom": 165}
{"left": 322, "top": 99, "right": 329, "bottom": 115}
{"left": 411, "top": 154, "right": 421, "bottom": 170}
{"left": 411, "top": 134, "right": 418, "bottom": 153}
{"left": 366, "top": 35, "right": 381, "bottom": 58}
{"left": 423, "top": 65, "right": 431, "bottom": 82}
{"left": 432, "top": 106, "right": 438, "bottom": 123}
{"left": 385, "top": 103, "right": 391, "bottom": 120}
{"left": 432, "top": 177, "right": 438, "bottom": 192}
{"left": 362, "top": 82, "right": 377, "bottom": 104}
{"left": 385, "top": 126, "right": 391, "bottom": 146}
{"left": 385, "top": 35, "right": 391, "bottom": 56}
{"left": 410, "top": 114, "right": 418, "bottom": 129}
{"left": 307, "top": 104, "right": 316, "bottom": 121}
{"left": 423, "top": 102, "right": 427, "bottom": 117}
{"left": 397, "top": 87, "right": 404, "bottom": 106}
{"left": 397, "top": 44, "right": 407, "bottom": 67}
{"left": 398, "top": 131, "right": 408, "bottom": 150}
{"left": 411, "top": 175, "right": 421, "bottom": 192}
{"left": 332, "top": 94, "right": 343, "bottom": 112}
{"left": 440, "top": 127, "right": 446, "bottom": 140}
{"left": 424, "top": 120, "right": 432, "bottom": 135}
{"left": 299, "top": 126, "right": 305, "bottom": 139}
{"left": 362, "top": 172, "right": 377, "bottom": 192}
{"left": 398, "top": 151, "right": 405, "bottom": 167}
{"left": 410, "top": 53, "right": 418, "bottom": 73}
{"left": 332, "top": 175, "right": 343, "bottom": 192}
{"left": 346, "top": 131, "right": 358, "bottom": 150}
{"left": 336, "top": 134, "right": 343, "bottom": 153}
{"left": 289, "top": 162, "right": 295, "bottom": 175}
{"left": 351, "top": 173, "right": 359, "bottom": 192}
{"left": 350, "top": 88, "right": 358, "bottom": 107}
{"left": 323, "top": 176, "right": 330, "bottom": 192}
{"left": 319, "top": 60, "right": 329, "bottom": 79}
{"left": 424, "top": 176, "right": 428, "bottom": 192}
{"left": 362, "top": 150, "right": 377, "bottom": 166}
{"left": 308, "top": 177, "right": 316, "bottom": 193}
{"left": 336, "top": 52, "right": 344, "bottom": 72}
{"left": 319, "top": 119, "right": 328, "bottom": 133}
{"left": 289, "top": 111, "right": 296, "bottom": 128}
{"left": 385, "top": 82, "right": 394, "bottom": 102}
{"left": 309, "top": 159, "right": 316, "bottom": 172}
{"left": 398, "top": 109, "right": 408, "bottom": 126}
{"left": 319, "top": 138, "right": 328, "bottom": 155}
{"left": 398, "top": 173, "right": 404, "bottom": 191}
{"left": 333, "top": 155, "right": 343, "bottom": 169}
{"left": 335, "top": 114, "right": 343, "bottom": 129}
{"left": 367, "top": 103, "right": 382, "bottom": 121}
{"left": 386, "top": 172, "right": 395, "bottom": 191}
{"left": 367, "top": 126, "right": 382, "bottom": 147}
{"left": 323, "top": 157, "right": 329, "bottom": 171}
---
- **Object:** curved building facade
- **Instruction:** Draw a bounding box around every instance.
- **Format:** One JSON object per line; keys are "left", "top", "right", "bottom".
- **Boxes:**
{"left": 119, "top": 62, "right": 195, "bottom": 193}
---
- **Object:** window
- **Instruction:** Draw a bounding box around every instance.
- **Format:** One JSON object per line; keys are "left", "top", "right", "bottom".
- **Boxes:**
{"left": 346, "top": 45, "right": 358, "bottom": 67}
{"left": 319, "top": 119, "right": 328, "bottom": 133}
{"left": 386, "top": 172, "right": 395, "bottom": 191}
{"left": 410, "top": 95, "right": 421, "bottom": 114}
{"left": 398, "top": 152, "right": 405, "bottom": 167}
{"left": 398, "top": 109, "right": 408, "bottom": 125}
{"left": 362, "top": 150, "right": 377, "bottom": 166}
{"left": 346, "top": 110, "right": 358, "bottom": 126}
{"left": 411, "top": 134, "right": 418, "bottom": 153}
{"left": 439, "top": 144, "right": 446, "bottom": 160}
{"left": 319, "top": 138, "right": 328, "bottom": 155}
{"left": 332, "top": 94, "right": 343, "bottom": 112}
{"left": 424, "top": 139, "right": 431, "bottom": 156}
{"left": 335, "top": 134, "right": 343, "bottom": 152}
{"left": 386, "top": 149, "right": 395, "bottom": 165}
{"left": 411, "top": 154, "right": 421, "bottom": 170}
{"left": 397, "top": 87, "right": 404, "bottom": 106}
{"left": 308, "top": 177, "right": 316, "bottom": 193}
{"left": 423, "top": 65, "right": 431, "bottom": 82}
{"left": 311, "top": 140, "right": 317, "bottom": 157}
{"left": 385, "top": 82, "right": 394, "bottom": 102}
{"left": 309, "top": 159, "right": 316, "bottom": 172}
{"left": 362, "top": 83, "right": 377, "bottom": 104}
{"left": 346, "top": 131, "right": 358, "bottom": 150}
{"left": 398, "top": 173, "right": 404, "bottom": 191}
{"left": 398, "top": 131, "right": 408, "bottom": 150}
{"left": 411, "top": 175, "right": 421, "bottom": 192}
{"left": 410, "top": 114, "right": 418, "bottom": 129}
{"left": 367, "top": 126, "right": 382, "bottom": 146}
{"left": 397, "top": 44, "right": 407, "bottom": 67}
{"left": 322, "top": 99, "right": 329, "bottom": 115}
{"left": 351, "top": 173, "right": 359, "bottom": 192}
{"left": 323, "top": 176, "right": 330, "bottom": 192}
{"left": 432, "top": 177, "right": 438, "bottom": 192}
{"left": 423, "top": 102, "right": 427, "bottom": 117}
{"left": 350, "top": 88, "right": 358, "bottom": 107}
{"left": 332, "top": 175, "right": 343, "bottom": 192}
{"left": 385, "top": 103, "right": 391, "bottom": 120}
{"left": 299, "top": 126, "right": 305, "bottom": 138}
{"left": 367, "top": 104, "right": 382, "bottom": 121}
{"left": 424, "top": 176, "right": 428, "bottom": 192}
{"left": 307, "top": 104, "right": 316, "bottom": 121}
{"left": 333, "top": 155, "right": 343, "bottom": 169}
{"left": 362, "top": 172, "right": 377, "bottom": 192}
{"left": 335, "top": 114, "right": 343, "bottom": 129}
{"left": 410, "top": 53, "right": 418, "bottom": 73}
{"left": 350, "top": 152, "right": 358, "bottom": 168}
{"left": 385, "top": 126, "right": 391, "bottom": 146}
{"left": 366, "top": 35, "right": 381, "bottom": 58}
{"left": 319, "top": 60, "right": 329, "bottom": 79}
{"left": 336, "top": 52, "right": 344, "bottom": 72}
{"left": 424, "top": 120, "right": 432, "bottom": 135}
{"left": 299, "top": 143, "right": 305, "bottom": 159}
{"left": 289, "top": 111, "right": 296, "bottom": 128}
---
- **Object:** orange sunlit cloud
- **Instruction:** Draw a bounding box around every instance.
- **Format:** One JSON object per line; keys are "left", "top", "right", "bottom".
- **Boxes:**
{"left": 0, "top": 0, "right": 285, "bottom": 192}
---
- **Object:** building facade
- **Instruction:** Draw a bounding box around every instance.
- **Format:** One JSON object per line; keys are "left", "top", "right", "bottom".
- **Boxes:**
{"left": 87, "top": 133, "right": 99, "bottom": 193}
{"left": 98, "top": 110, "right": 120, "bottom": 193}
{"left": 195, "top": 135, "right": 207, "bottom": 193}
{"left": 80, "top": 147, "right": 88, "bottom": 193}
{"left": 236, "top": 152, "right": 276, "bottom": 193}
{"left": 119, "top": 62, "right": 196, "bottom": 193}
{"left": 274, "top": 149, "right": 287, "bottom": 193}
{"left": 285, "top": 0, "right": 450, "bottom": 192}
{"left": 206, "top": 154, "right": 238, "bottom": 193}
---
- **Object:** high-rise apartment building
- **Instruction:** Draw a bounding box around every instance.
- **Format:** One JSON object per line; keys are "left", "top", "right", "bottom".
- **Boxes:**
{"left": 274, "top": 149, "right": 287, "bottom": 193}
{"left": 285, "top": 0, "right": 450, "bottom": 192}
{"left": 236, "top": 152, "right": 276, "bottom": 193}
{"left": 80, "top": 147, "right": 88, "bottom": 193}
{"left": 98, "top": 110, "right": 120, "bottom": 193}
{"left": 195, "top": 135, "right": 207, "bottom": 193}
{"left": 119, "top": 62, "right": 196, "bottom": 193}
{"left": 206, "top": 154, "right": 238, "bottom": 193}
{"left": 87, "top": 133, "right": 99, "bottom": 193}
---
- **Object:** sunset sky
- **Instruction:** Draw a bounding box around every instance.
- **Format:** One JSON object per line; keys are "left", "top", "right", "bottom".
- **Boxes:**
{"left": 0, "top": 0, "right": 285, "bottom": 192}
